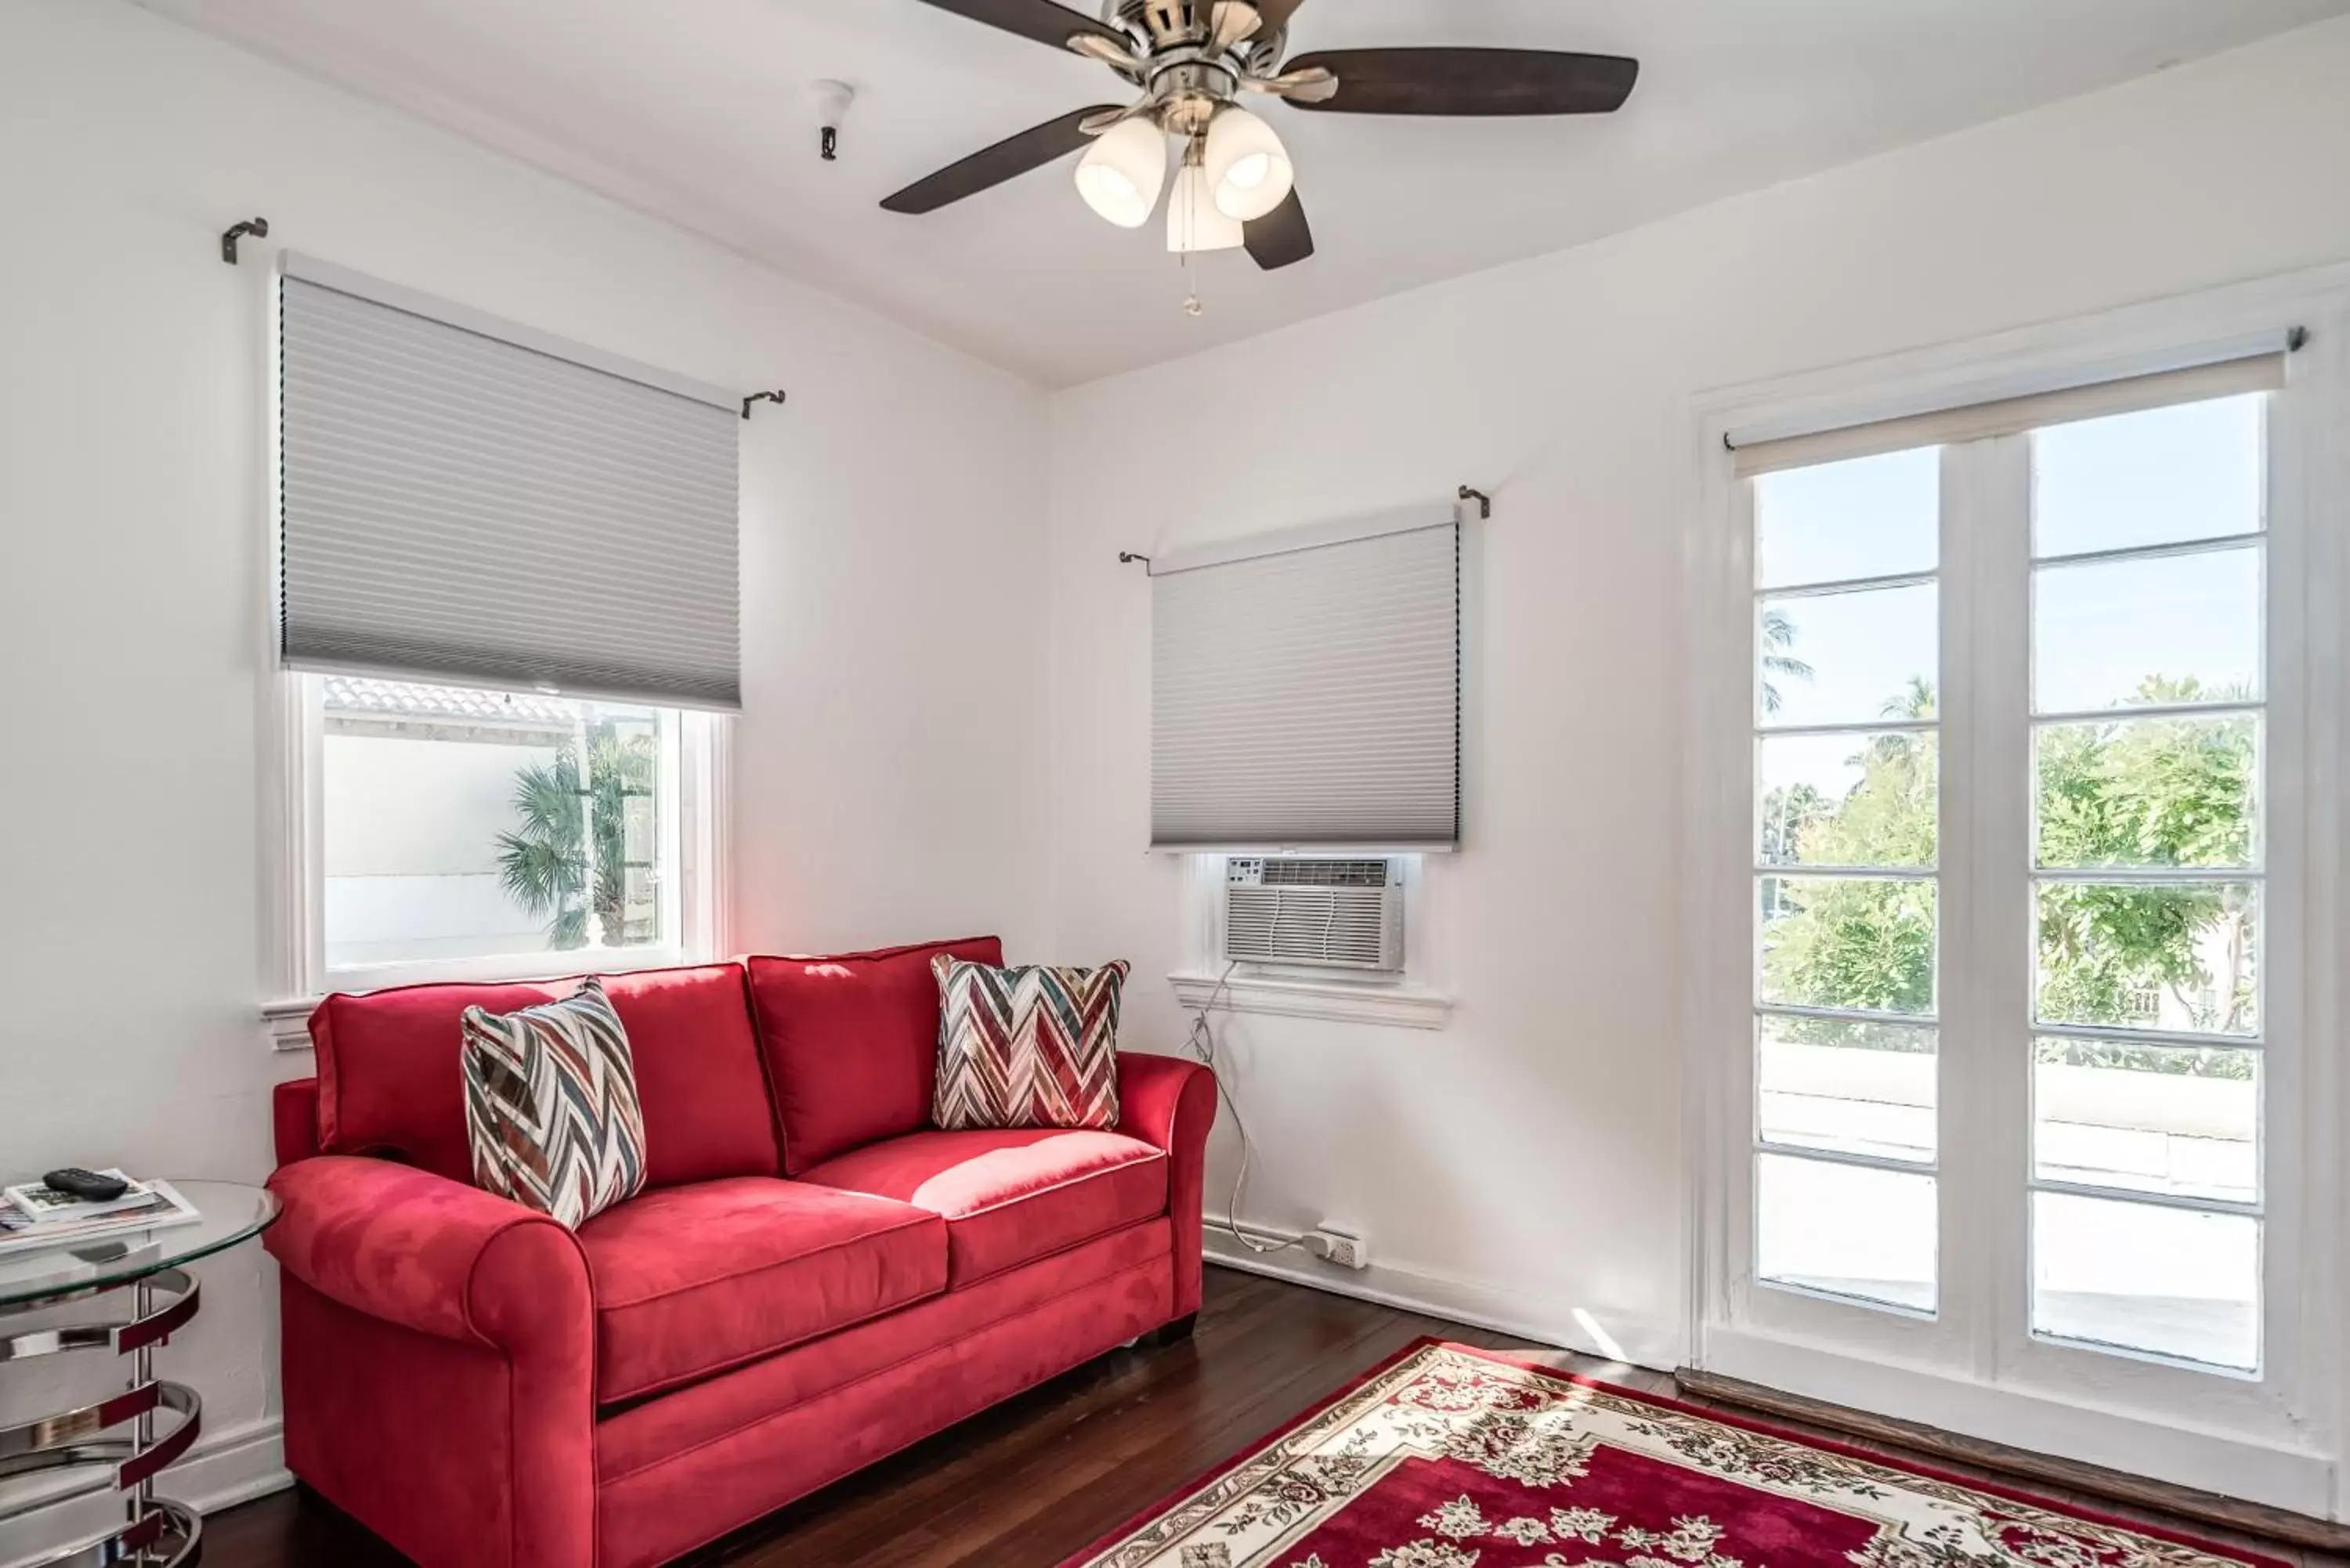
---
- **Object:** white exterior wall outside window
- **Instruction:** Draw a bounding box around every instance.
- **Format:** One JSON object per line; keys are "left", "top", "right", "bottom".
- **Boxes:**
{"left": 1688, "top": 279, "right": 2350, "bottom": 1514}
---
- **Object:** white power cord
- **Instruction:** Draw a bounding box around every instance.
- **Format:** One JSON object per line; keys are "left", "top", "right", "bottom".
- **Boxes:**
{"left": 1180, "top": 962, "right": 1303, "bottom": 1256}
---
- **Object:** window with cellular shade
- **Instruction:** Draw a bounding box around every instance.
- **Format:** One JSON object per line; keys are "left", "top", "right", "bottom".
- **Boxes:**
{"left": 1151, "top": 518, "right": 1460, "bottom": 850}
{"left": 277, "top": 254, "right": 743, "bottom": 711}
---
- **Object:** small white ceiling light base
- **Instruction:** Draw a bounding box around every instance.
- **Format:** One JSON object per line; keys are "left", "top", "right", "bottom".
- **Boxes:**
{"left": 1167, "top": 160, "right": 1243, "bottom": 253}
{"left": 1204, "top": 105, "right": 1293, "bottom": 222}
{"left": 1076, "top": 117, "right": 1169, "bottom": 229}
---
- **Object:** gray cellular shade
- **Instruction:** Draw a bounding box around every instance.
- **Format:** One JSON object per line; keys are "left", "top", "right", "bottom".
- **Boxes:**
{"left": 1152, "top": 521, "right": 1460, "bottom": 849}
{"left": 279, "top": 263, "right": 741, "bottom": 710}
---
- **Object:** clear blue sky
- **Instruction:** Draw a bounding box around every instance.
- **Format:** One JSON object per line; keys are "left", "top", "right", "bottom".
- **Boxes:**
{"left": 1755, "top": 394, "right": 2264, "bottom": 800}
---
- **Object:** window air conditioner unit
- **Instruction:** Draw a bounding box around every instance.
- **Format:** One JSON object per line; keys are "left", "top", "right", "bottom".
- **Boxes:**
{"left": 1224, "top": 858, "right": 1405, "bottom": 974}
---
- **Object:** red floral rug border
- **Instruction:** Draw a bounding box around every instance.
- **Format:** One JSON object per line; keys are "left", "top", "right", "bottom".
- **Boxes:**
{"left": 1055, "top": 1336, "right": 2292, "bottom": 1568}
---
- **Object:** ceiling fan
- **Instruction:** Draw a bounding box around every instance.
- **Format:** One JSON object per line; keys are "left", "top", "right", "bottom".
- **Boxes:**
{"left": 882, "top": 0, "right": 1640, "bottom": 270}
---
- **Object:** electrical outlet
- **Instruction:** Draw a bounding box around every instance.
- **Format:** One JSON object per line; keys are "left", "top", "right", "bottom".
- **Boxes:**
{"left": 1307, "top": 1227, "right": 1368, "bottom": 1270}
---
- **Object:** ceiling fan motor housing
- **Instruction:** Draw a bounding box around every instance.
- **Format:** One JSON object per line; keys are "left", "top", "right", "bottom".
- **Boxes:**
{"left": 1112, "top": 2, "right": 1208, "bottom": 49}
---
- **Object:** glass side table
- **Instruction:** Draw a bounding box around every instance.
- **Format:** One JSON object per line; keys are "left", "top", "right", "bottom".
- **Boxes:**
{"left": 0, "top": 1181, "right": 280, "bottom": 1568}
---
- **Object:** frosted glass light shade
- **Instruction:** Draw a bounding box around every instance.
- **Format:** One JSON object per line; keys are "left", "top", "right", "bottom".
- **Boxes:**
{"left": 1205, "top": 106, "right": 1293, "bottom": 222}
{"left": 1076, "top": 118, "right": 1167, "bottom": 229}
{"left": 1166, "top": 162, "right": 1244, "bottom": 253}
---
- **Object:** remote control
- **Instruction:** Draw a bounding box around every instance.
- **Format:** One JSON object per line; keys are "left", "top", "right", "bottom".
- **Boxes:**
{"left": 42, "top": 1168, "right": 130, "bottom": 1202}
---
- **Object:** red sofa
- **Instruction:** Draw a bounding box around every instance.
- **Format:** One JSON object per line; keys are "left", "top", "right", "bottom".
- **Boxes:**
{"left": 264, "top": 938, "right": 1216, "bottom": 1568}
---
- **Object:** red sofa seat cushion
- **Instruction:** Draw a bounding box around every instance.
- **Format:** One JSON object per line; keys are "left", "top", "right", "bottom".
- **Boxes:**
{"left": 310, "top": 964, "right": 779, "bottom": 1188}
{"left": 797, "top": 1129, "right": 1167, "bottom": 1288}
{"left": 745, "top": 938, "right": 1002, "bottom": 1175}
{"left": 577, "top": 1178, "right": 945, "bottom": 1404}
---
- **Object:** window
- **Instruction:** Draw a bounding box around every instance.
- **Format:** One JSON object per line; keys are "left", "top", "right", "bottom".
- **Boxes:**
{"left": 274, "top": 674, "right": 725, "bottom": 1003}
{"left": 264, "top": 255, "right": 737, "bottom": 1023}
{"left": 320, "top": 677, "right": 682, "bottom": 975}
{"left": 1742, "top": 388, "right": 2274, "bottom": 1373}
{"left": 1751, "top": 446, "right": 1942, "bottom": 1315}
{"left": 1696, "top": 313, "right": 2330, "bottom": 1487}
{"left": 2025, "top": 395, "right": 2267, "bottom": 1374}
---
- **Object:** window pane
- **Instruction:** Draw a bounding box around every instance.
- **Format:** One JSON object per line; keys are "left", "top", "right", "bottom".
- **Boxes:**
{"left": 1759, "top": 732, "right": 1936, "bottom": 869}
{"left": 2034, "top": 1039, "right": 2258, "bottom": 1205}
{"left": 323, "top": 677, "right": 670, "bottom": 970}
{"left": 2033, "top": 881, "right": 2258, "bottom": 1038}
{"left": 1759, "top": 1153, "right": 1936, "bottom": 1312}
{"left": 1759, "top": 876, "right": 1936, "bottom": 1017}
{"left": 1755, "top": 447, "right": 1940, "bottom": 591}
{"left": 2034, "top": 714, "right": 2257, "bottom": 870}
{"left": 2034, "top": 393, "right": 2264, "bottom": 558}
{"left": 2033, "top": 547, "right": 2261, "bottom": 715}
{"left": 1758, "top": 584, "right": 1937, "bottom": 729}
{"left": 2033, "top": 1192, "right": 2258, "bottom": 1371}
{"left": 1760, "top": 1017, "right": 1936, "bottom": 1163}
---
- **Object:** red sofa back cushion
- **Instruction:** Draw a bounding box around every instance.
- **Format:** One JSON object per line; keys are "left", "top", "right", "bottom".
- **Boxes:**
{"left": 747, "top": 938, "right": 1002, "bottom": 1175}
{"left": 310, "top": 964, "right": 779, "bottom": 1187}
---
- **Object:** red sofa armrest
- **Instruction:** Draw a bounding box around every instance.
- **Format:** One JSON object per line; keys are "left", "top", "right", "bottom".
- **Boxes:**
{"left": 1116, "top": 1052, "right": 1218, "bottom": 1319}
{"left": 269, "top": 1156, "right": 596, "bottom": 1568}
{"left": 266, "top": 1155, "right": 591, "bottom": 1354}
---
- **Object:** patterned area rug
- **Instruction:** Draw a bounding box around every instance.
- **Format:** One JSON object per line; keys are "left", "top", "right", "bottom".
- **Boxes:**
{"left": 1061, "top": 1340, "right": 2284, "bottom": 1568}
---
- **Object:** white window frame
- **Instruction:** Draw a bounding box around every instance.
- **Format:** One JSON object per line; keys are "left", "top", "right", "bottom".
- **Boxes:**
{"left": 258, "top": 671, "right": 732, "bottom": 1048}
{"left": 1683, "top": 266, "right": 2350, "bottom": 1516}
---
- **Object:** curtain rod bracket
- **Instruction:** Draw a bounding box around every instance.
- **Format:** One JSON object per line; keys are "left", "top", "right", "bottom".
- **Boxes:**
{"left": 741, "top": 390, "right": 788, "bottom": 421}
{"left": 221, "top": 217, "right": 269, "bottom": 265}
{"left": 1118, "top": 552, "right": 1152, "bottom": 569}
{"left": 1457, "top": 486, "right": 1492, "bottom": 520}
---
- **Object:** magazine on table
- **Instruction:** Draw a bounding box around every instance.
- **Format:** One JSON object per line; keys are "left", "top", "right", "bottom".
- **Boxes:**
{"left": 0, "top": 1174, "right": 203, "bottom": 1259}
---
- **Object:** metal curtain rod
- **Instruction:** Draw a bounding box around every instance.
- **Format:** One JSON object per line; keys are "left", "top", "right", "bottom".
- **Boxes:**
{"left": 1117, "top": 484, "right": 1492, "bottom": 565}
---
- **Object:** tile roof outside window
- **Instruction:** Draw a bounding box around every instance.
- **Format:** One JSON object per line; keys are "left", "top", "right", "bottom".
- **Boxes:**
{"left": 320, "top": 675, "right": 582, "bottom": 726}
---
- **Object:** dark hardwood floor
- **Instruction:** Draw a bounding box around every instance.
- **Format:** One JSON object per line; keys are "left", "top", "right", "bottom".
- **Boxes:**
{"left": 206, "top": 1265, "right": 2340, "bottom": 1568}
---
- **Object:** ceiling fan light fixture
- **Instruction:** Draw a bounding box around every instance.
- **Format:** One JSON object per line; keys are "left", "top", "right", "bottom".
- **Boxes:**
{"left": 1074, "top": 116, "right": 1168, "bottom": 229}
{"left": 1166, "top": 157, "right": 1244, "bottom": 253}
{"left": 1203, "top": 103, "right": 1292, "bottom": 222}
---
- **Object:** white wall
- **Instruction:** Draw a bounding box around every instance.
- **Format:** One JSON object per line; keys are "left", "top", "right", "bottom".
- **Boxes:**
{"left": 1046, "top": 15, "right": 2350, "bottom": 1377}
{"left": 0, "top": 0, "right": 1050, "bottom": 1553}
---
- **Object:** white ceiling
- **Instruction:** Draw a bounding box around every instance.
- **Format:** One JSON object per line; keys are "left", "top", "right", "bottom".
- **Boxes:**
{"left": 140, "top": 0, "right": 2350, "bottom": 386}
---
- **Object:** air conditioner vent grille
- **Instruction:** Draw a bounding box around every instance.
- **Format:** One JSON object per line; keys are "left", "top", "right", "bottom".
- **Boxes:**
{"left": 1224, "top": 858, "right": 1404, "bottom": 972}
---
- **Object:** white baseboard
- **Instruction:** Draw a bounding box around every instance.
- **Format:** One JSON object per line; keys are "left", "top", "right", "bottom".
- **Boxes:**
{"left": 1202, "top": 1214, "right": 1687, "bottom": 1372}
{"left": 0, "top": 1415, "right": 290, "bottom": 1568}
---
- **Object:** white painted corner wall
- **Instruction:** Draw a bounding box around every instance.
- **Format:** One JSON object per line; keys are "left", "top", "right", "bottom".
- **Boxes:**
{"left": 1043, "top": 7, "right": 2350, "bottom": 1505}
{"left": 0, "top": 0, "right": 1053, "bottom": 1554}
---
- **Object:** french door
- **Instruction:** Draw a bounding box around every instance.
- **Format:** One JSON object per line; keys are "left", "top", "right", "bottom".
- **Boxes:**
{"left": 1698, "top": 323, "right": 2333, "bottom": 1487}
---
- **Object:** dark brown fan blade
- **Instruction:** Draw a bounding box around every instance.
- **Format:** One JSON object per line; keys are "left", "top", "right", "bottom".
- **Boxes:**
{"left": 882, "top": 106, "right": 1124, "bottom": 215}
{"left": 1281, "top": 48, "right": 1638, "bottom": 116}
{"left": 1244, "top": 189, "right": 1314, "bottom": 271}
{"left": 910, "top": 0, "right": 1133, "bottom": 52}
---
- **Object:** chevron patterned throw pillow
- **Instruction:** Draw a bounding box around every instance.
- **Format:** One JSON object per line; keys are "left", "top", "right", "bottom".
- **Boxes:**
{"left": 460, "top": 977, "right": 648, "bottom": 1229}
{"left": 931, "top": 957, "right": 1129, "bottom": 1132}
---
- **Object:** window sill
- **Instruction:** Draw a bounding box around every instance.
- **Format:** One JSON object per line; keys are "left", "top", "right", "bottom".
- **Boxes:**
{"left": 262, "top": 949, "right": 703, "bottom": 1052}
{"left": 1168, "top": 970, "right": 1454, "bottom": 1031}
{"left": 262, "top": 996, "right": 319, "bottom": 1052}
